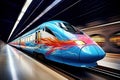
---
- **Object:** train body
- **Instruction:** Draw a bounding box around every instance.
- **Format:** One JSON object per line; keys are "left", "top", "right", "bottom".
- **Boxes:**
{"left": 10, "top": 20, "right": 106, "bottom": 67}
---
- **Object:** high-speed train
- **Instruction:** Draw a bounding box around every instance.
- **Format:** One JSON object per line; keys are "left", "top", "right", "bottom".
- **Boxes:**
{"left": 10, "top": 20, "right": 106, "bottom": 67}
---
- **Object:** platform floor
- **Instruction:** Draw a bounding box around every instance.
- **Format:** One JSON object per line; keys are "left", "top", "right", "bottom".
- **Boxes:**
{"left": 0, "top": 41, "right": 68, "bottom": 80}
{"left": 98, "top": 53, "right": 120, "bottom": 70}
{"left": 0, "top": 40, "right": 120, "bottom": 80}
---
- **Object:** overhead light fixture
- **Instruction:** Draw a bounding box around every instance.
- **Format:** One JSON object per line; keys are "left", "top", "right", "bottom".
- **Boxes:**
{"left": 82, "top": 20, "right": 120, "bottom": 30}
{"left": 48, "top": 0, "right": 81, "bottom": 20}
{"left": 15, "top": 0, "right": 62, "bottom": 38}
{"left": 7, "top": 0, "right": 32, "bottom": 42}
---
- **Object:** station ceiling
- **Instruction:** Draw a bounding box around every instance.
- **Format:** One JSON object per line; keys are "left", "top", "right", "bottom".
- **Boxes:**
{"left": 0, "top": 0, "right": 120, "bottom": 43}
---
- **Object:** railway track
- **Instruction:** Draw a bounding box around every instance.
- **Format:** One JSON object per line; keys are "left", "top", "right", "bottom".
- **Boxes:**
{"left": 46, "top": 62, "right": 82, "bottom": 80}
{"left": 42, "top": 60, "right": 120, "bottom": 80}
{"left": 86, "top": 66, "right": 120, "bottom": 79}
{"left": 40, "top": 59, "right": 119, "bottom": 80}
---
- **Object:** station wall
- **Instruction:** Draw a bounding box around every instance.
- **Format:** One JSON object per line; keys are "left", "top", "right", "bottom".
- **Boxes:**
{"left": 81, "top": 23, "right": 120, "bottom": 53}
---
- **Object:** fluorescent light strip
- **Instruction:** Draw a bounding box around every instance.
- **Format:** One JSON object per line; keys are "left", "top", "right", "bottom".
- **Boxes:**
{"left": 7, "top": 45, "right": 18, "bottom": 80}
{"left": 15, "top": 0, "right": 62, "bottom": 38}
{"left": 20, "top": 0, "right": 44, "bottom": 31}
{"left": 48, "top": 0, "right": 81, "bottom": 20}
{"left": 82, "top": 20, "right": 120, "bottom": 30}
{"left": 7, "top": 0, "right": 32, "bottom": 42}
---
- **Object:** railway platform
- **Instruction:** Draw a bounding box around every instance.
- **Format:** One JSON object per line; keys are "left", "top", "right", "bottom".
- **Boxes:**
{"left": 0, "top": 40, "right": 120, "bottom": 80}
{"left": 0, "top": 41, "right": 68, "bottom": 80}
{"left": 98, "top": 53, "right": 120, "bottom": 70}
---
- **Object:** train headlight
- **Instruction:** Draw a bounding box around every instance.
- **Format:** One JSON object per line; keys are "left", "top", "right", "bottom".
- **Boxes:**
{"left": 75, "top": 41, "right": 85, "bottom": 45}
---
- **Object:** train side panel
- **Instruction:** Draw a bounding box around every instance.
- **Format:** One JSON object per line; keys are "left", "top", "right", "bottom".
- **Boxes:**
{"left": 9, "top": 20, "right": 105, "bottom": 67}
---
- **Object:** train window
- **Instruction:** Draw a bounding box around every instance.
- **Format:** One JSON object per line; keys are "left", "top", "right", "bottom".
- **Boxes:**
{"left": 38, "top": 31, "right": 41, "bottom": 42}
{"left": 25, "top": 38, "right": 27, "bottom": 42}
{"left": 43, "top": 28, "right": 45, "bottom": 31}
{"left": 27, "top": 37, "right": 28, "bottom": 42}
{"left": 33, "top": 34, "right": 35, "bottom": 41}
{"left": 24, "top": 38, "right": 26, "bottom": 42}
{"left": 59, "top": 22, "right": 76, "bottom": 33}
{"left": 22, "top": 38, "right": 25, "bottom": 42}
{"left": 35, "top": 32, "right": 37, "bottom": 40}
{"left": 45, "top": 27, "right": 55, "bottom": 36}
{"left": 75, "top": 29, "right": 84, "bottom": 34}
{"left": 109, "top": 32, "right": 120, "bottom": 48}
{"left": 28, "top": 36, "right": 30, "bottom": 42}
{"left": 35, "top": 31, "right": 41, "bottom": 43}
{"left": 90, "top": 34, "right": 105, "bottom": 47}
{"left": 31, "top": 35, "right": 34, "bottom": 41}
{"left": 30, "top": 36, "right": 32, "bottom": 41}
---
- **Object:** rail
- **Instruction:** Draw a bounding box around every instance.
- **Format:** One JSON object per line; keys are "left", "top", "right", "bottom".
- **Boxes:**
{"left": 86, "top": 66, "right": 120, "bottom": 79}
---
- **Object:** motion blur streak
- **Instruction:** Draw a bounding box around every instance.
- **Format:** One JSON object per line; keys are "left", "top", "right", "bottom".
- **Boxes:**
{"left": 82, "top": 20, "right": 120, "bottom": 30}
{"left": 7, "top": 0, "right": 32, "bottom": 42}
{"left": 6, "top": 45, "right": 18, "bottom": 80}
{"left": 16, "top": 0, "right": 62, "bottom": 38}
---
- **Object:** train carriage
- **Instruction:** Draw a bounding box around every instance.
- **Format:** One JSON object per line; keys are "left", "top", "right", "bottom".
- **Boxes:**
{"left": 10, "top": 20, "right": 106, "bottom": 67}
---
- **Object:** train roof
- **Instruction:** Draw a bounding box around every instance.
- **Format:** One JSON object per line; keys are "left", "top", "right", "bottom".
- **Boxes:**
{"left": 19, "top": 20, "right": 66, "bottom": 39}
{"left": 44, "top": 20, "right": 66, "bottom": 24}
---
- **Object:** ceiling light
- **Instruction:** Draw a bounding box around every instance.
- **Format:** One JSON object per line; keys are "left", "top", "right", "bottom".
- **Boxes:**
{"left": 7, "top": 0, "right": 32, "bottom": 42}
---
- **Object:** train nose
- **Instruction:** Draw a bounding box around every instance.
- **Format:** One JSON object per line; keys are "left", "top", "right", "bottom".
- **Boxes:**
{"left": 80, "top": 45, "right": 105, "bottom": 62}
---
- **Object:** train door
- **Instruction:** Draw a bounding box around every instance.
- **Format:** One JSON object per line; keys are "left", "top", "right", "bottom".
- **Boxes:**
{"left": 35, "top": 30, "right": 41, "bottom": 44}
{"left": 35, "top": 30, "right": 47, "bottom": 54}
{"left": 35, "top": 27, "right": 55, "bottom": 54}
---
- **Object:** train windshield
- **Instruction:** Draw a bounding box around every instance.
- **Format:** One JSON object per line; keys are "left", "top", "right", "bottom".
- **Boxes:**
{"left": 59, "top": 22, "right": 76, "bottom": 33}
